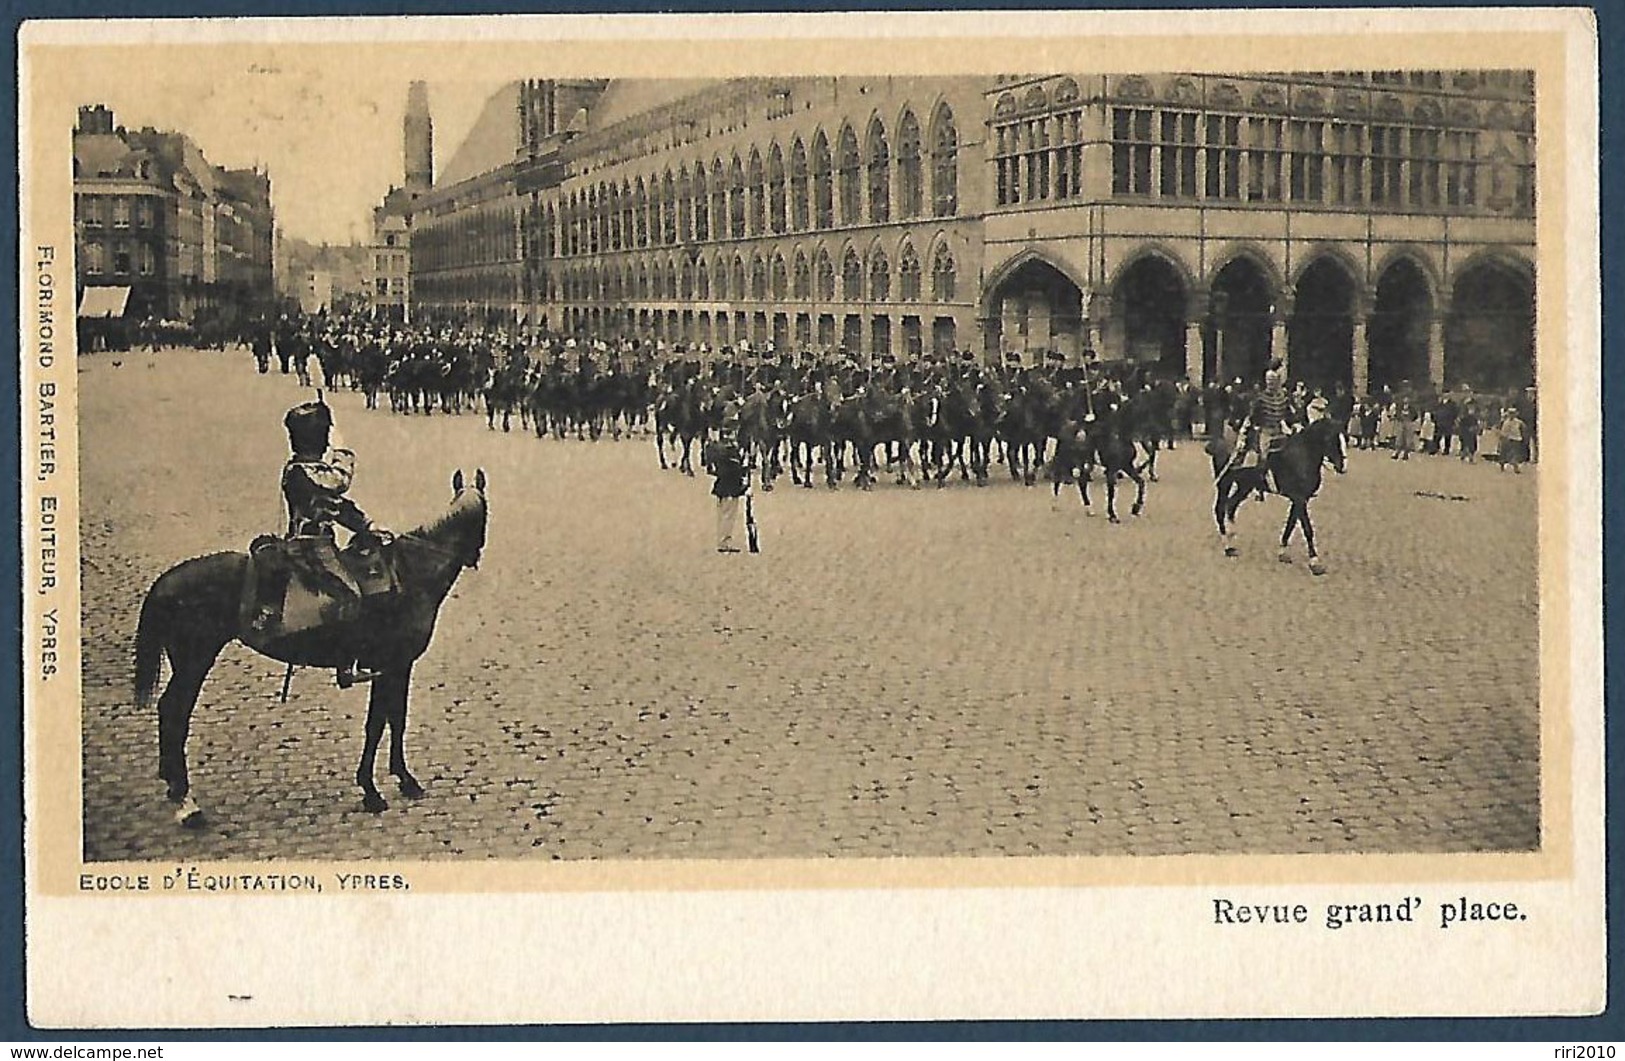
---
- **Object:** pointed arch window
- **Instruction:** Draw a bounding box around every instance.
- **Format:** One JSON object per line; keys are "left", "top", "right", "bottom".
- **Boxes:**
{"left": 731, "top": 255, "right": 747, "bottom": 299}
{"left": 692, "top": 166, "right": 709, "bottom": 242}
{"left": 931, "top": 245, "right": 957, "bottom": 302}
{"left": 676, "top": 169, "right": 692, "bottom": 243}
{"left": 768, "top": 146, "right": 788, "bottom": 235}
{"left": 867, "top": 118, "right": 891, "bottom": 224}
{"left": 713, "top": 257, "right": 729, "bottom": 299}
{"left": 790, "top": 140, "right": 810, "bottom": 231}
{"left": 837, "top": 126, "right": 862, "bottom": 225}
{"left": 618, "top": 184, "right": 632, "bottom": 253}
{"left": 793, "top": 251, "right": 812, "bottom": 299}
{"left": 898, "top": 244, "right": 922, "bottom": 300}
{"left": 897, "top": 110, "right": 923, "bottom": 219}
{"left": 869, "top": 250, "right": 891, "bottom": 301}
{"left": 842, "top": 247, "right": 864, "bottom": 300}
{"left": 633, "top": 180, "right": 648, "bottom": 248}
{"left": 931, "top": 104, "right": 959, "bottom": 217}
{"left": 813, "top": 133, "right": 835, "bottom": 230}
{"left": 751, "top": 253, "right": 769, "bottom": 299}
{"left": 696, "top": 258, "right": 711, "bottom": 299}
{"left": 748, "top": 150, "right": 766, "bottom": 235}
{"left": 817, "top": 249, "right": 837, "bottom": 301}
{"left": 771, "top": 253, "right": 789, "bottom": 300}
{"left": 661, "top": 172, "right": 678, "bottom": 245}
{"left": 711, "top": 160, "right": 728, "bottom": 241}
{"left": 729, "top": 157, "right": 747, "bottom": 238}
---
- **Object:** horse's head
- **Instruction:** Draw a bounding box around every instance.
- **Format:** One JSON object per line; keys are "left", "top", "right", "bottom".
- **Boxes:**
{"left": 1314, "top": 419, "right": 1347, "bottom": 475}
{"left": 444, "top": 468, "right": 489, "bottom": 569}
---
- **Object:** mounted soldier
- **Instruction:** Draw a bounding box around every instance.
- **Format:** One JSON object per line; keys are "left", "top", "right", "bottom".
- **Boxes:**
{"left": 1239, "top": 358, "right": 1301, "bottom": 475}
{"left": 250, "top": 395, "right": 394, "bottom": 687}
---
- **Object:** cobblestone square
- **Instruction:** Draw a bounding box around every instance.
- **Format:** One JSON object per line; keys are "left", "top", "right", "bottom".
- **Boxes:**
{"left": 77, "top": 350, "right": 1540, "bottom": 862}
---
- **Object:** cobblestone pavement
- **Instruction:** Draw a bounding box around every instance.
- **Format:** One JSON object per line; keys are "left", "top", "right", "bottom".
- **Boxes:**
{"left": 76, "top": 349, "right": 1540, "bottom": 862}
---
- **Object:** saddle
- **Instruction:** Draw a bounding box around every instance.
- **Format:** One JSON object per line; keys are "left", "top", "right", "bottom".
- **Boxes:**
{"left": 241, "top": 532, "right": 399, "bottom": 644}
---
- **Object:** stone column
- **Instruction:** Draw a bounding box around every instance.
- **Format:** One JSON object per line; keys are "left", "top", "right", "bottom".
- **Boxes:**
{"left": 1270, "top": 301, "right": 1290, "bottom": 373}
{"left": 1428, "top": 314, "right": 1447, "bottom": 391}
{"left": 1184, "top": 296, "right": 1204, "bottom": 383}
{"left": 1351, "top": 313, "right": 1369, "bottom": 397}
{"left": 1084, "top": 291, "right": 1109, "bottom": 358}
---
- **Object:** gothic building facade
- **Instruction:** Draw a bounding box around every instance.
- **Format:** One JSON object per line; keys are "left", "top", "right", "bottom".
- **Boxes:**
{"left": 411, "top": 71, "right": 1536, "bottom": 392}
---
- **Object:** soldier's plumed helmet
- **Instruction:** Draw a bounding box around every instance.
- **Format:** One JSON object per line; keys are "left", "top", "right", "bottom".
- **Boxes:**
{"left": 284, "top": 400, "right": 332, "bottom": 454}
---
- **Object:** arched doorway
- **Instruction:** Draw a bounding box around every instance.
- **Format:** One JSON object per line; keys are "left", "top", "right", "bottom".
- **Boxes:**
{"left": 1288, "top": 257, "right": 1356, "bottom": 391}
{"left": 1205, "top": 257, "right": 1275, "bottom": 385}
{"left": 1446, "top": 258, "right": 1534, "bottom": 393}
{"left": 1112, "top": 254, "right": 1189, "bottom": 378}
{"left": 1369, "top": 257, "right": 1433, "bottom": 394}
{"left": 981, "top": 256, "right": 1084, "bottom": 360}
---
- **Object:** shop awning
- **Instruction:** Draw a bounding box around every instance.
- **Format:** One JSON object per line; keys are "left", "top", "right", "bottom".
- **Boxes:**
{"left": 78, "top": 286, "right": 131, "bottom": 319}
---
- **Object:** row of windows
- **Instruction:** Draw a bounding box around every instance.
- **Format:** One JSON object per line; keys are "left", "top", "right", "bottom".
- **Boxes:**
{"left": 374, "top": 252, "right": 408, "bottom": 274}
{"left": 76, "top": 195, "right": 158, "bottom": 229}
{"left": 415, "top": 272, "right": 520, "bottom": 305}
{"left": 416, "top": 208, "right": 520, "bottom": 273}
{"left": 80, "top": 240, "right": 156, "bottom": 276}
{"left": 542, "top": 243, "right": 960, "bottom": 306}
{"left": 1018, "top": 107, "right": 1533, "bottom": 213}
{"left": 539, "top": 106, "right": 961, "bottom": 260}
{"left": 558, "top": 307, "right": 961, "bottom": 358}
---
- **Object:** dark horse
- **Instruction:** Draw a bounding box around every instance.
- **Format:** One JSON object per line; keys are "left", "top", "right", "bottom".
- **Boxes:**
{"left": 1211, "top": 418, "right": 1346, "bottom": 574}
{"left": 134, "top": 470, "right": 489, "bottom": 825}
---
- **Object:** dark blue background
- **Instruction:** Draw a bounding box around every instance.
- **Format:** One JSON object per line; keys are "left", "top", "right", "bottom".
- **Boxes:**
{"left": 5, "top": 0, "right": 1617, "bottom": 1041}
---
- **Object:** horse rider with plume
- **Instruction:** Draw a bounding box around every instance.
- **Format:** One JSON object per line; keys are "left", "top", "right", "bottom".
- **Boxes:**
{"left": 252, "top": 393, "right": 393, "bottom": 687}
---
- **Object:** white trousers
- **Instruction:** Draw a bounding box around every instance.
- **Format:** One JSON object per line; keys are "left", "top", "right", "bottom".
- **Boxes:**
{"left": 716, "top": 496, "right": 742, "bottom": 551}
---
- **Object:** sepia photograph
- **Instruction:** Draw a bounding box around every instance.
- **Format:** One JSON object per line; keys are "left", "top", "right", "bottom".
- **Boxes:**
{"left": 19, "top": 10, "right": 1603, "bottom": 1027}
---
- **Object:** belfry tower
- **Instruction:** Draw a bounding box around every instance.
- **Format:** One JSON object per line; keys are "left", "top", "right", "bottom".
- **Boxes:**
{"left": 404, "top": 80, "right": 433, "bottom": 191}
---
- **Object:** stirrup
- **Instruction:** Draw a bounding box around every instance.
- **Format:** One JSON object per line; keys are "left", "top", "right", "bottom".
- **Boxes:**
{"left": 337, "top": 666, "right": 381, "bottom": 689}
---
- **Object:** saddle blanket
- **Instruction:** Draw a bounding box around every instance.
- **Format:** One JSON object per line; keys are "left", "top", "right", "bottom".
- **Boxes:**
{"left": 242, "top": 534, "right": 397, "bottom": 641}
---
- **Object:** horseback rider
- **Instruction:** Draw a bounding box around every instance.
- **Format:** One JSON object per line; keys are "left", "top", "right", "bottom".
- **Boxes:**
{"left": 1240, "top": 358, "right": 1301, "bottom": 472}
{"left": 252, "top": 395, "right": 392, "bottom": 687}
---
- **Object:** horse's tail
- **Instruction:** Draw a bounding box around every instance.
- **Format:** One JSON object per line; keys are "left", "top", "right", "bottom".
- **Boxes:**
{"left": 133, "top": 587, "right": 167, "bottom": 710}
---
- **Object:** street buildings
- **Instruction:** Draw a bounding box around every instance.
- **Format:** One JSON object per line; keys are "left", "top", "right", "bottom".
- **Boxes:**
{"left": 408, "top": 72, "right": 1536, "bottom": 394}
{"left": 366, "top": 81, "right": 436, "bottom": 321}
{"left": 71, "top": 104, "right": 275, "bottom": 327}
{"left": 275, "top": 234, "right": 372, "bottom": 315}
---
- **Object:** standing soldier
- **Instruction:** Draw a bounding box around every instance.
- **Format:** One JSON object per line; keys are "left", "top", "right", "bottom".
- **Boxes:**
{"left": 703, "top": 413, "right": 751, "bottom": 553}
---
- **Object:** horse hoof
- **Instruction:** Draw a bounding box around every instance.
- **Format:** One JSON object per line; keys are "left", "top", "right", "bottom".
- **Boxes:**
{"left": 1132, "top": 505, "right": 1143, "bottom": 517}
{"left": 1309, "top": 560, "right": 1327, "bottom": 576}
{"left": 363, "top": 793, "right": 389, "bottom": 814}
{"left": 1277, "top": 552, "right": 1294, "bottom": 564}
{"left": 1223, "top": 545, "right": 1239, "bottom": 557}
{"left": 173, "top": 797, "right": 204, "bottom": 828}
{"left": 398, "top": 778, "right": 426, "bottom": 799}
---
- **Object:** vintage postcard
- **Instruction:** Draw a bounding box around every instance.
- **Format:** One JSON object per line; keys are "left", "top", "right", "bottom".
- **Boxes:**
{"left": 18, "top": 9, "right": 1602, "bottom": 1027}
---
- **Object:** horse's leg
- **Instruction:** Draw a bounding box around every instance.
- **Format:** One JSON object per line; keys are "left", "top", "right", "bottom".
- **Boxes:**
{"left": 1278, "top": 503, "right": 1299, "bottom": 564}
{"left": 379, "top": 667, "right": 424, "bottom": 798}
{"left": 1106, "top": 470, "right": 1121, "bottom": 523}
{"left": 1301, "top": 502, "right": 1326, "bottom": 575}
{"left": 1129, "top": 467, "right": 1146, "bottom": 517}
{"left": 156, "top": 650, "right": 220, "bottom": 825}
{"left": 356, "top": 681, "right": 391, "bottom": 813}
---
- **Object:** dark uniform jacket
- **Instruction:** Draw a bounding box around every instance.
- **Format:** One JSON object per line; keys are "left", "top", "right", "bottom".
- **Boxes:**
{"left": 704, "top": 441, "right": 749, "bottom": 499}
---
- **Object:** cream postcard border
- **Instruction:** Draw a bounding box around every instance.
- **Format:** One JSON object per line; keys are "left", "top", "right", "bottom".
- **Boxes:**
{"left": 19, "top": 9, "right": 1603, "bottom": 1026}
